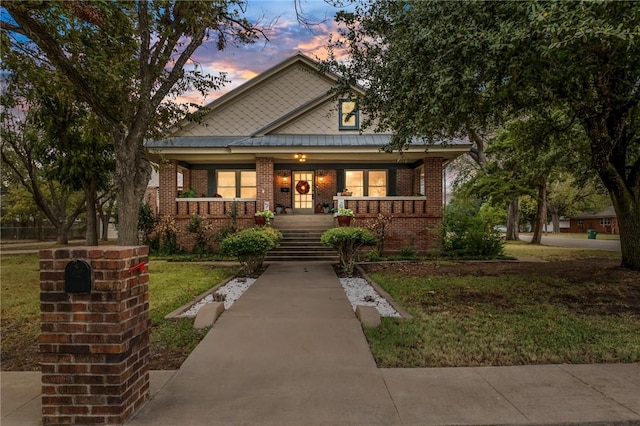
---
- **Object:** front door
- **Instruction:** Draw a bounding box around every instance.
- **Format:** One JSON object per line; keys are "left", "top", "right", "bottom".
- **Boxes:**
{"left": 293, "top": 171, "right": 314, "bottom": 214}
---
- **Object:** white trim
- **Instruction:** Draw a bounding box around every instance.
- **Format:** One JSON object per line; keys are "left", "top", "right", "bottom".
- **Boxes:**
{"left": 175, "top": 198, "right": 256, "bottom": 202}
{"left": 332, "top": 196, "right": 426, "bottom": 201}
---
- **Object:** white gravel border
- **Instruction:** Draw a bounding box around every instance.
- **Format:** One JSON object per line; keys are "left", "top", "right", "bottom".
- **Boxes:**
{"left": 176, "top": 274, "right": 400, "bottom": 319}
{"left": 340, "top": 277, "right": 401, "bottom": 317}
{"left": 177, "top": 278, "right": 256, "bottom": 317}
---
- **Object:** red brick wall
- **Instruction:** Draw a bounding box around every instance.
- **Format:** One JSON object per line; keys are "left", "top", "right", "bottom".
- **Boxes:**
{"left": 396, "top": 169, "right": 413, "bottom": 196}
{"left": 413, "top": 166, "right": 423, "bottom": 195}
{"left": 191, "top": 170, "right": 208, "bottom": 197}
{"left": 159, "top": 161, "right": 177, "bottom": 215}
{"left": 274, "top": 170, "right": 292, "bottom": 209}
{"left": 567, "top": 218, "right": 618, "bottom": 235}
{"left": 256, "top": 158, "right": 274, "bottom": 212}
{"left": 39, "top": 246, "right": 150, "bottom": 425}
{"left": 181, "top": 167, "right": 191, "bottom": 193}
{"left": 424, "top": 157, "right": 444, "bottom": 217}
{"left": 315, "top": 169, "right": 337, "bottom": 211}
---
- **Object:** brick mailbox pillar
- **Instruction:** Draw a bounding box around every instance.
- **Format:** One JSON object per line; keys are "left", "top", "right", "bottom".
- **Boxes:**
{"left": 39, "top": 246, "right": 150, "bottom": 425}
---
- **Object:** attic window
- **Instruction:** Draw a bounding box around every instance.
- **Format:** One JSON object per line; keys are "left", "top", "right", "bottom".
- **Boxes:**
{"left": 339, "top": 99, "right": 359, "bottom": 130}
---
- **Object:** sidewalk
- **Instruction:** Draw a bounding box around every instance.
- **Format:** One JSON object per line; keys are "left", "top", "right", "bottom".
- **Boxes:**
{"left": 2, "top": 263, "right": 639, "bottom": 425}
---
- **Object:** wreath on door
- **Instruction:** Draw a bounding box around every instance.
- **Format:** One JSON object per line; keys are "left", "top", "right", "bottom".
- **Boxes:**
{"left": 295, "top": 180, "right": 310, "bottom": 194}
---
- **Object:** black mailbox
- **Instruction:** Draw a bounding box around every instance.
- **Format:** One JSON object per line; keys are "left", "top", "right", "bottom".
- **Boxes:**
{"left": 64, "top": 259, "right": 93, "bottom": 293}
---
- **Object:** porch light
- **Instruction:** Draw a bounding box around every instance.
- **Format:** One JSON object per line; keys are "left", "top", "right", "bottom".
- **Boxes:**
{"left": 294, "top": 153, "right": 306, "bottom": 163}
{"left": 318, "top": 176, "right": 324, "bottom": 183}
{"left": 282, "top": 176, "right": 288, "bottom": 183}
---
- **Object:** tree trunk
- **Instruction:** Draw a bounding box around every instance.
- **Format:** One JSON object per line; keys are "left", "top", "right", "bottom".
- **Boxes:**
{"left": 614, "top": 200, "right": 640, "bottom": 270}
{"left": 84, "top": 181, "right": 99, "bottom": 246}
{"left": 530, "top": 178, "right": 547, "bottom": 245}
{"left": 100, "top": 212, "right": 110, "bottom": 241}
{"left": 506, "top": 197, "right": 520, "bottom": 241}
{"left": 56, "top": 220, "right": 69, "bottom": 244}
{"left": 550, "top": 209, "right": 561, "bottom": 234}
{"left": 114, "top": 131, "right": 151, "bottom": 246}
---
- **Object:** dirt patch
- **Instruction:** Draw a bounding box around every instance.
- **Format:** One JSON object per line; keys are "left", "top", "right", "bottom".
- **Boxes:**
{"left": 363, "top": 258, "right": 637, "bottom": 284}
{"left": 363, "top": 258, "right": 640, "bottom": 317}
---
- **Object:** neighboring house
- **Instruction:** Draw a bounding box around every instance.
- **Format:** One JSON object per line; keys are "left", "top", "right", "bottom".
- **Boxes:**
{"left": 146, "top": 53, "right": 471, "bottom": 251}
{"left": 566, "top": 206, "right": 618, "bottom": 235}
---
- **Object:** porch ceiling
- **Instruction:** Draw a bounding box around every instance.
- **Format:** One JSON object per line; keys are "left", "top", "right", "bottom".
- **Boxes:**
{"left": 145, "top": 135, "right": 472, "bottom": 164}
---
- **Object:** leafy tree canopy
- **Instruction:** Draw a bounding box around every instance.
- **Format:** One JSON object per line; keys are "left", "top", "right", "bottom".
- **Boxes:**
{"left": 328, "top": 0, "right": 640, "bottom": 268}
{"left": 1, "top": 1, "right": 264, "bottom": 245}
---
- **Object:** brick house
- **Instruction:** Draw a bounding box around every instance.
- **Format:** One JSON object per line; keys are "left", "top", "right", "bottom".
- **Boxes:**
{"left": 565, "top": 206, "right": 619, "bottom": 235}
{"left": 146, "top": 53, "right": 471, "bottom": 252}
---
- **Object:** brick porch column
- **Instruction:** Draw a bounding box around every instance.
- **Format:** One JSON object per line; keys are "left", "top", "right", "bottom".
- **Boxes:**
{"left": 256, "top": 157, "right": 274, "bottom": 211}
{"left": 424, "top": 157, "right": 444, "bottom": 217}
{"left": 159, "top": 160, "right": 177, "bottom": 215}
{"left": 39, "top": 246, "right": 150, "bottom": 425}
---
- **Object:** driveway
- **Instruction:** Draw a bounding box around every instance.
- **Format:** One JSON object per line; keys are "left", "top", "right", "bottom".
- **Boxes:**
{"left": 519, "top": 234, "right": 621, "bottom": 251}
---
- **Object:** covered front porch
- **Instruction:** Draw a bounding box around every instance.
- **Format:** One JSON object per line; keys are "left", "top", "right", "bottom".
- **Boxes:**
{"left": 147, "top": 135, "right": 470, "bottom": 252}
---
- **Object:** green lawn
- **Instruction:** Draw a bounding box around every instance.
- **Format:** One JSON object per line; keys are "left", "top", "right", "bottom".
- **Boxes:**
{"left": 365, "top": 266, "right": 639, "bottom": 367}
{"left": 0, "top": 254, "right": 234, "bottom": 370}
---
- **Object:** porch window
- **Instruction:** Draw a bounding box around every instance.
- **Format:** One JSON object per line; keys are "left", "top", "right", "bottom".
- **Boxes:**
{"left": 339, "top": 99, "right": 359, "bottom": 130}
{"left": 345, "top": 170, "right": 387, "bottom": 196}
{"left": 217, "top": 170, "right": 256, "bottom": 198}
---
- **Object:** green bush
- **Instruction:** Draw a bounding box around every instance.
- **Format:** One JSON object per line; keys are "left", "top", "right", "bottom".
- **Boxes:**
{"left": 321, "top": 227, "right": 377, "bottom": 276}
{"left": 365, "top": 248, "right": 382, "bottom": 262}
{"left": 138, "top": 202, "right": 156, "bottom": 246}
{"left": 443, "top": 199, "right": 504, "bottom": 258}
{"left": 186, "top": 214, "right": 212, "bottom": 256}
{"left": 220, "top": 227, "right": 282, "bottom": 275}
{"left": 156, "top": 215, "right": 180, "bottom": 255}
{"left": 400, "top": 245, "right": 417, "bottom": 260}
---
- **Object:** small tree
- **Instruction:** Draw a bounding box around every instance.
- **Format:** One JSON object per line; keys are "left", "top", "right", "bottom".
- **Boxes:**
{"left": 220, "top": 227, "right": 282, "bottom": 276}
{"left": 321, "top": 227, "right": 377, "bottom": 276}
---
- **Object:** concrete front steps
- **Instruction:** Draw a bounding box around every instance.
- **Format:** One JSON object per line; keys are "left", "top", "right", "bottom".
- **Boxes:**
{"left": 266, "top": 214, "right": 338, "bottom": 262}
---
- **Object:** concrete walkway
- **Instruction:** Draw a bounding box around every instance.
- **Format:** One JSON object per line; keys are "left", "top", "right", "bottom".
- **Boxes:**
{"left": 2, "top": 263, "right": 639, "bottom": 425}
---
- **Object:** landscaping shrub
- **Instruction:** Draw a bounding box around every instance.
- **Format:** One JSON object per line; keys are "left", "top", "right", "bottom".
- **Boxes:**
{"left": 363, "top": 213, "right": 392, "bottom": 254}
{"left": 138, "top": 202, "right": 157, "bottom": 248}
{"left": 443, "top": 199, "right": 504, "bottom": 258}
{"left": 321, "top": 227, "right": 377, "bottom": 276}
{"left": 186, "top": 214, "right": 212, "bottom": 256}
{"left": 220, "top": 227, "right": 282, "bottom": 275}
{"left": 156, "top": 215, "right": 180, "bottom": 255}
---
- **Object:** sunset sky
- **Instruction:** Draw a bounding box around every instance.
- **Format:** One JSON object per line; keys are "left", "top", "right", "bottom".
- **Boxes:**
{"left": 177, "top": 0, "right": 353, "bottom": 105}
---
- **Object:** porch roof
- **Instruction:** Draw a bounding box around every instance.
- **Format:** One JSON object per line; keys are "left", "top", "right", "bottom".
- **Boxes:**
{"left": 146, "top": 134, "right": 472, "bottom": 164}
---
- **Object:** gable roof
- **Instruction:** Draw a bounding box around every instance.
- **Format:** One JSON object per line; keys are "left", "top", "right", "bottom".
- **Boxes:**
{"left": 146, "top": 52, "right": 472, "bottom": 163}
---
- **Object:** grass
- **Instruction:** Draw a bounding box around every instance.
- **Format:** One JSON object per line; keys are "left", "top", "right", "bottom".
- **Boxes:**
{"left": 503, "top": 241, "right": 621, "bottom": 261}
{"left": 147, "top": 261, "right": 235, "bottom": 368}
{"left": 0, "top": 254, "right": 42, "bottom": 369}
{"left": 530, "top": 232, "right": 620, "bottom": 241}
{"left": 0, "top": 254, "right": 235, "bottom": 370}
{"left": 365, "top": 271, "right": 640, "bottom": 367}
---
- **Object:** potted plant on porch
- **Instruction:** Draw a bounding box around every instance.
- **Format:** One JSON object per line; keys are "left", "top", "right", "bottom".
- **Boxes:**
{"left": 255, "top": 210, "right": 274, "bottom": 226}
{"left": 335, "top": 208, "right": 354, "bottom": 227}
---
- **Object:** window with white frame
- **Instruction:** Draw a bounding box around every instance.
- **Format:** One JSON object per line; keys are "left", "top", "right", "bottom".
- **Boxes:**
{"left": 600, "top": 218, "right": 611, "bottom": 226}
{"left": 217, "top": 170, "right": 256, "bottom": 198}
{"left": 345, "top": 170, "right": 387, "bottom": 196}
